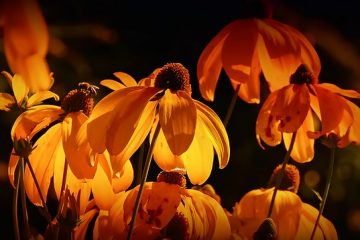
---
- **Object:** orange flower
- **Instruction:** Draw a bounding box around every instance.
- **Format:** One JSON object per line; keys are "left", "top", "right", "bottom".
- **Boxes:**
{"left": 76, "top": 171, "right": 231, "bottom": 239}
{"left": 87, "top": 63, "right": 230, "bottom": 184}
{"left": 197, "top": 18, "right": 320, "bottom": 103}
{"left": 256, "top": 64, "right": 360, "bottom": 163}
{"left": 0, "top": 0, "right": 53, "bottom": 92}
{"left": 228, "top": 165, "right": 338, "bottom": 239}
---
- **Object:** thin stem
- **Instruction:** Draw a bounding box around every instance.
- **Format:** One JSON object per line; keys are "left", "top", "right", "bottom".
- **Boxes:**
{"left": 310, "top": 147, "right": 336, "bottom": 240}
{"left": 19, "top": 157, "right": 31, "bottom": 239}
{"left": 223, "top": 84, "right": 240, "bottom": 128}
{"left": 267, "top": 132, "right": 297, "bottom": 218}
{"left": 136, "top": 143, "right": 145, "bottom": 185}
{"left": 13, "top": 159, "right": 21, "bottom": 240}
{"left": 24, "top": 156, "right": 52, "bottom": 223}
{"left": 57, "top": 159, "right": 68, "bottom": 217}
{"left": 127, "top": 123, "right": 161, "bottom": 240}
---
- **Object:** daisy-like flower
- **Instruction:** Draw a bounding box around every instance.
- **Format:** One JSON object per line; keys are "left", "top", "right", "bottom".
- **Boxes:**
{"left": 197, "top": 18, "right": 320, "bottom": 103}
{"left": 77, "top": 170, "right": 231, "bottom": 239}
{"left": 0, "top": 0, "right": 53, "bottom": 92}
{"left": 228, "top": 164, "right": 338, "bottom": 240}
{"left": 87, "top": 63, "right": 230, "bottom": 184}
{"left": 256, "top": 64, "right": 360, "bottom": 163}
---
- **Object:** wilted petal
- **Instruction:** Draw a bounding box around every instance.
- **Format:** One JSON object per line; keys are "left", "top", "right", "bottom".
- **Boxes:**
{"left": 0, "top": 93, "right": 15, "bottom": 111}
{"left": 24, "top": 123, "right": 63, "bottom": 206}
{"left": 113, "top": 72, "right": 138, "bottom": 87}
{"left": 272, "top": 85, "right": 310, "bottom": 133}
{"left": 26, "top": 90, "right": 59, "bottom": 107}
{"left": 159, "top": 90, "right": 197, "bottom": 155}
{"left": 197, "top": 21, "right": 232, "bottom": 101}
{"left": 283, "top": 110, "right": 315, "bottom": 163}
{"left": 195, "top": 100, "right": 230, "bottom": 169}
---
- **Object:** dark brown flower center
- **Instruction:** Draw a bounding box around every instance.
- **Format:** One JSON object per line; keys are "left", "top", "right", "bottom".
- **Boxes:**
{"left": 159, "top": 212, "right": 189, "bottom": 240}
{"left": 289, "top": 64, "right": 315, "bottom": 85}
{"left": 253, "top": 218, "right": 277, "bottom": 240}
{"left": 157, "top": 170, "right": 187, "bottom": 188}
{"left": 61, "top": 82, "right": 98, "bottom": 116}
{"left": 154, "top": 63, "right": 191, "bottom": 94}
{"left": 268, "top": 164, "right": 300, "bottom": 193}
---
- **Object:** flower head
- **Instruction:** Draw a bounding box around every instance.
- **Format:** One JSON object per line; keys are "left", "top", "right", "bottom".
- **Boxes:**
{"left": 197, "top": 18, "right": 320, "bottom": 103}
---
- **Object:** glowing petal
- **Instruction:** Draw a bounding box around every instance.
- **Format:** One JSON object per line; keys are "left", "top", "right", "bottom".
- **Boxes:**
{"left": 100, "top": 79, "right": 126, "bottom": 91}
{"left": 319, "top": 83, "right": 360, "bottom": 99}
{"left": 112, "top": 159, "right": 134, "bottom": 193}
{"left": 159, "top": 90, "right": 197, "bottom": 155}
{"left": 113, "top": 72, "right": 138, "bottom": 87}
{"left": 0, "top": 93, "right": 15, "bottom": 111}
{"left": 26, "top": 90, "right": 59, "bottom": 107}
{"left": 93, "top": 210, "right": 113, "bottom": 239}
{"left": 338, "top": 100, "right": 360, "bottom": 147}
{"left": 197, "top": 20, "right": 232, "bottom": 101}
{"left": 12, "top": 74, "right": 28, "bottom": 106}
{"left": 75, "top": 208, "right": 98, "bottom": 240}
{"left": 8, "top": 149, "right": 18, "bottom": 188}
{"left": 109, "top": 192, "right": 129, "bottom": 237}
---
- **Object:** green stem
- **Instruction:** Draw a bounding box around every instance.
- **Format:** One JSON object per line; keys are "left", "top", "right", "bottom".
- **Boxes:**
{"left": 13, "top": 158, "right": 21, "bottom": 240}
{"left": 136, "top": 144, "right": 145, "bottom": 185}
{"left": 267, "top": 132, "right": 297, "bottom": 218}
{"left": 24, "top": 156, "right": 52, "bottom": 223}
{"left": 223, "top": 84, "right": 240, "bottom": 128}
{"left": 19, "top": 157, "right": 31, "bottom": 239}
{"left": 310, "top": 147, "right": 336, "bottom": 240}
{"left": 127, "top": 123, "right": 161, "bottom": 240}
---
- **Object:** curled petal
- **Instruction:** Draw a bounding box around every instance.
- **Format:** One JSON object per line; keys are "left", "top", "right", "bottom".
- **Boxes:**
{"left": 197, "top": 20, "right": 232, "bottom": 101}
{"left": 113, "top": 72, "right": 138, "bottom": 87}
{"left": 26, "top": 90, "right": 59, "bottom": 107}
{"left": 159, "top": 90, "right": 197, "bottom": 155}
{"left": 0, "top": 93, "right": 15, "bottom": 111}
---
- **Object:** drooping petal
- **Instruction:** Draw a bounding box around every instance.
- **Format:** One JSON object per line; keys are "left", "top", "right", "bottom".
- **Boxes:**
{"left": 159, "top": 90, "right": 197, "bottom": 155}
{"left": 105, "top": 87, "right": 159, "bottom": 156}
{"left": 231, "top": 72, "right": 260, "bottom": 104}
{"left": 195, "top": 100, "right": 230, "bottom": 169}
{"left": 62, "top": 112, "right": 97, "bottom": 179}
{"left": 182, "top": 117, "right": 214, "bottom": 185}
{"left": 24, "top": 123, "right": 63, "bottom": 206}
{"left": 256, "top": 91, "right": 282, "bottom": 147}
{"left": 108, "top": 100, "right": 157, "bottom": 173}
{"left": 197, "top": 20, "right": 232, "bottom": 101}
{"left": 26, "top": 90, "right": 59, "bottom": 107}
{"left": 113, "top": 71, "right": 138, "bottom": 87}
{"left": 100, "top": 79, "right": 126, "bottom": 91}
{"left": 338, "top": 100, "right": 360, "bottom": 147}
{"left": 12, "top": 74, "right": 28, "bottom": 106}
{"left": 11, "top": 104, "right": 63, "bottom": 140}
{"left": 318, "top": 83, "right": 360, "bottom": 99}
{"left": 112, "top": 159, "right": 134, "bottom": 193}
{"left": 109, "top": 191, "right": 129, "bottom": 237}
{"left": 272, "top": 84, "right": 310, "bottom": 133}
{"left": 222, "top": 19, "right": 261, "bottom": 86}
{"left": 0, "top": 93, "right": 15, "bottom": 111}
{"left": 283, "top": 110, "right": 315, "bottom": 163}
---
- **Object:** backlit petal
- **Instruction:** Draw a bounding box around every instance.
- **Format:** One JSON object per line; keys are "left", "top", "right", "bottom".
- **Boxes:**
{"left": 109, "top": 192, "right": 129, "bottom": 236}
{"left": 197, "top": 20, "right": 232, "bottom": 101}
{"left": 338, "top": 100, "right": 360, "bottom": 147}
{"left": 159, "top": 90, "right": 197, "bottom": 155}
{"left": 195, "top": 100, "right": 230, "bottom": 169}
{"left": 12, "top": 74, "right": 28, "bottom": 106}
{"left": 24, "top": 123, "right": 63, "bottom": 206}
{"left": 105, "top": 87, "right": 158, "bottom": 156}
{"left": 8, "top": 149, "right": 19, "bottom": 188}
{"left": 0, "top": 93, "right": 15, "bottom": 111}
{"left": 75, "top": 208, "right": 98, "bottom": 240}
{"left": 113, "top": 71, "right": 138, "bottom": 87}
{"left": 112, "top": 159, "right": 134, "bottom": 193}
{"left": 93, "top": 210, "right": 113, "bottom": 240}
{"left": 222, "top": 19, "right": 260, "bottom": 85}
{"left": 318, "top": 83, "right": 360, "bottom": 99}
{"left": 26, "top": 90, "right": 59, "bottom": 107}
{"left": 100, "top": 79, "right": 126, "bottom": 91}
{"left": 272, "top": 84, "right": 310, "bottom": 133}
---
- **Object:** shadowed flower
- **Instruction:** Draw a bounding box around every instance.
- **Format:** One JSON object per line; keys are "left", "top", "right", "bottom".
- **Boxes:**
{"left": 77, "top": 171, "right": 231, "bottom": 239}
{"left": 228, "top": 164, "right": 338, "bottom": 239}
{"left": 0, "top": 0, "right": 53, "bottom": 92}
{"left": 197, "top": 18, "right": 320, "bottom": 103}
{"left": 87, "top": 63, "right": 230, "bottom": 184}
{"left": 256, "top": 64, "right": 360, "bottom": 163}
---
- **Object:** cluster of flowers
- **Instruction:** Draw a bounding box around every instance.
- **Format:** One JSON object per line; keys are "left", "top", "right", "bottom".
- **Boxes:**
{"left": 1, "top": 0, "right": 359, "bottom": 239}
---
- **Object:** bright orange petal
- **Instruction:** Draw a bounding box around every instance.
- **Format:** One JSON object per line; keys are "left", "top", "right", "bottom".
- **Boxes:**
{"left": 113, "top": 72, "right": 138, "bottom": 87}
{"left": 338, "top": 100, "right": 360, "bottom": 147}
{"left": 24, "top": 123, "right": 63, "bottom": 206}
{"left": 222, "top": 19, "right": 260, "bottom": 85}
{"left": 318, "top": 83, "right": 360, "bottom": 99}
{"left": 75, "top": 208, "right": 98, "bottom": 240}
{"left": 100, "top": 79, "right": 126, "bottom": 91}
{"left": 159, "top": 90, "right": 197, "bottom": 155}
{"left": 112, "top": 159, "right": 134, "bottom": 193}
{"left": 8, "top": 149, "right": 19, "bottom": 188}
{"left": 93, "top": 210, "right": 113, "bottom": 239}
{"left": 272, "top": 84, "right": 310, "bottom": 133}
{"left": 11, "top": 104, "right": 63, "bottom": 140}
{"left": 12, "top": 74, "right": 28, "bottom": 106}
{"left": 197, "top": 20, "right": 232, "bottom": 101}
{"left": 109, "top": 191, "right": 129, "bottom": 237}
{"left": 283, "top": 110, "right": 315, "bottom": 163}
{"left": 105, "top": 87, "right": 158, "bottom": 156}
{"left": 26, "top": 90, "right": 59, "bottom": 107}
{"left": 62, "top": 113, "right": 97, "bottom": 179}
{"left": 0, "top": 93, "right": 15, "bottom": 111}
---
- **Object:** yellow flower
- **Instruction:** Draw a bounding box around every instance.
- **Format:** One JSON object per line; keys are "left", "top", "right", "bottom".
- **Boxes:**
{"left": 76, "top": 171, "right": 231, "bottom": 239}
{"left": 0, "top": 0, "right": 53, "bottom": 92}
{"left": 197, "top": 18, "right": 320, "bottom": 103}
{"left": 256, "top": 64, "right": 360, "bottom": 163}
{"left": 228, "top": 165, "right": 338, "bottom": 239}
{"left": 87, "top": 63, "right": 230, "bottom": 184}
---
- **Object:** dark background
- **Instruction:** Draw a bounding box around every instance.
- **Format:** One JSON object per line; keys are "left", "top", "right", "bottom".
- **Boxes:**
{"left": 1, "top": 0, "right": 360, "bottom": 239}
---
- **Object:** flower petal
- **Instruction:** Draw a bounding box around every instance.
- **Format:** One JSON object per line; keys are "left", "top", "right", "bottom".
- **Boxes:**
{"left": 159, "top": 90, "right": 197, "bottom": 155}
{"left": 8, "top": 149, "right": 19, "bottom": 188}
{"left": 12, "top": 74, "right": 28, "bottom": 106}
{"left": 272, "top": 85, "right": 310, "bottom": 133}
{"left": 100, "top": 79, "right": 126, "bottom": 91}
{"left": 112, "top": 159, "right": 134, "bottom": 193}
{"left": 26, "top": 90, "right": 59, "bottom": 107}
{"left": 24, "top": 123, "right": 63, "bottom": 206}
{"left": 113, "top": 71, "right": 138, "bottom": 87}
{"left": 62, "top": 112, "right": 97, "bottom": 179}
{"left": 338, "top": 100, "right": 360, "bottom": 147}
{"left": 11, "top": 104, "right": 63, "bottom": 140}
{"left": 75, "top": 208, "right": 98, "bottom": 240}
{"left": 318, "top": 83, "right": 360, "bottom": 99}
{"left": 195, "top": 100, "right": 230, "bottom": 168}
{"left": 197, "top": 20, "right": 232, "bottom": 101}
{"left": 0, "top": 93, "right": 15, "bottom": 111}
